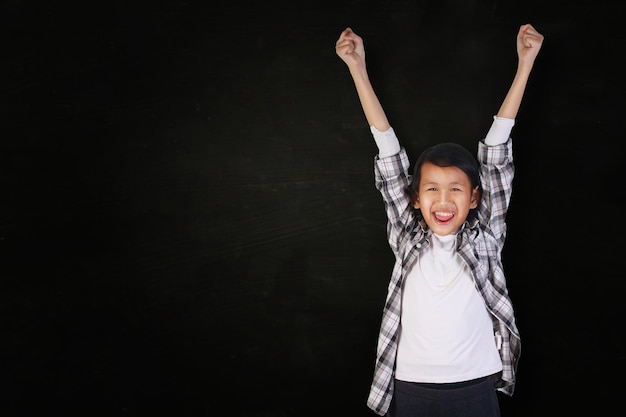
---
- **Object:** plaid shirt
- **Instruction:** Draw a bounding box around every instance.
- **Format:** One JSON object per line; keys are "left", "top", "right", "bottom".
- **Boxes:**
{"left": 366, "top": 139, "right": 521, "bottom": 416}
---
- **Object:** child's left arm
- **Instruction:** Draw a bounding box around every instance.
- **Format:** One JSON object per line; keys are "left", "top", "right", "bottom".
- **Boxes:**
{"left": 496, "top": 24, "right": 544, "bottom": 119}
{"left": 484, "top": 24, "right": 543, "bottom": 146}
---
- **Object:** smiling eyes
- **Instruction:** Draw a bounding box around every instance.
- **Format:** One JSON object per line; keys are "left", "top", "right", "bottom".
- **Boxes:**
{"left": 424, "top": 187, "right": 464, "bottom": 192}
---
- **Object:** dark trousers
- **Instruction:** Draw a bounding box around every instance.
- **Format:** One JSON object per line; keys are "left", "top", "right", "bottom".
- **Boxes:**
{"left": 388, "top": 377, "right": 501, "bottom": 417}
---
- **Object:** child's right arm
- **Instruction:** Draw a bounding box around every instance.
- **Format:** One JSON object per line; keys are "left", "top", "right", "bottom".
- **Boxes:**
{"left": 336, "top": 28, "right": 400, "bottom": 158}
{"left": 335, "top": 27, "right": 391, "bottom": 132}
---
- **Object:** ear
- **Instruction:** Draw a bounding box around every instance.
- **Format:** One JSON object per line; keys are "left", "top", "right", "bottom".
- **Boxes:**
{"left": 469, "top": 186, "right": 479, "bottom": 209}
{"left": 412, "top": 194, "right": 420, "bottom": 209}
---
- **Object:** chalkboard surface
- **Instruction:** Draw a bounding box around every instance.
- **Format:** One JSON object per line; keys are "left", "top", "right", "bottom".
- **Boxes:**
{"left": 2, "top": 1, "right": 624, "bottom": 416}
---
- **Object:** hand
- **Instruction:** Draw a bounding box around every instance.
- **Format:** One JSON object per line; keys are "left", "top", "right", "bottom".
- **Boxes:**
{"left": 516, "top": 24, "right": 544, "bottom": 68}
{"left": 335, "top": 27, "right": 366, "bottom": 70}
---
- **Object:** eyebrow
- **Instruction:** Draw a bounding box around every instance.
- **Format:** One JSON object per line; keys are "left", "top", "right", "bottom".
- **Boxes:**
{"left": 422, "top": 181, "right": 466, "bottom": 186}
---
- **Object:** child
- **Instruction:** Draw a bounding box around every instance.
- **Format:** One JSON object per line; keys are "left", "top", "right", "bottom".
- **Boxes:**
{"left": 335, "top": 24, "right": 544, "bottom": 417}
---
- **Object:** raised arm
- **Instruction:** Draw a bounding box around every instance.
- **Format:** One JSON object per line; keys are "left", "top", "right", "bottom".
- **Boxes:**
{"left": 497, "top": 24, "right": 544, "bottom": 119}
{"left": 335, "top": 28, "right": 390, "bottom": 131}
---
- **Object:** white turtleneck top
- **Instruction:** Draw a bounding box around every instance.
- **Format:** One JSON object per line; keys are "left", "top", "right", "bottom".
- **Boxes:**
{"left": 394, "top": 233, "right": 503, "bottom": 383}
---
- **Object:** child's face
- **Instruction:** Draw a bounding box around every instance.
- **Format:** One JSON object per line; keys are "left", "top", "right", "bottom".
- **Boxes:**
{"left": 413, "top": 162, "right": 479, "bottom": 236}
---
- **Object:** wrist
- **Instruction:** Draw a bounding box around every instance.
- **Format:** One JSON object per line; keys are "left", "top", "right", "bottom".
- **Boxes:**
{"left": 516, "top": 60, "right": 534, "bottom": 75}
{"left": 349, "top": 63, "right": 368, "bottom": 79}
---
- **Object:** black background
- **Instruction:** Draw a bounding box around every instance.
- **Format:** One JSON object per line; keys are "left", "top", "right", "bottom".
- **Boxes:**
{"left": 2, "top": 1, "right": 624, "bottom": 416}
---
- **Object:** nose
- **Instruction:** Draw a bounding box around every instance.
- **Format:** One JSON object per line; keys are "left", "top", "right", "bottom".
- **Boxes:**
{"left": 437, "top": 190, "right": 450, "bottom": 203}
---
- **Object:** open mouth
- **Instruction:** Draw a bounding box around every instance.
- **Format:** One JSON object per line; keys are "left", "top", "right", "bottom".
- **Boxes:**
{"left": 434, "top": 211, "right": 454, "bottom": 223}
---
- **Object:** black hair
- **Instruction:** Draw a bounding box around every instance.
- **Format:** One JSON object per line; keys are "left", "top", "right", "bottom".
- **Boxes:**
{"left": 407, "top": 142, "right": 482, "bottom": 217}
